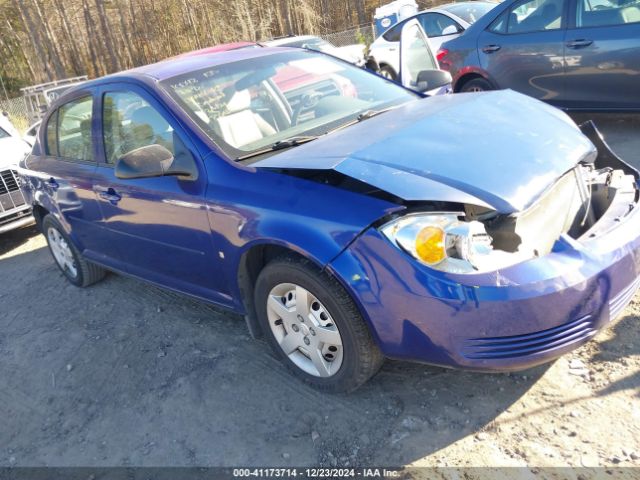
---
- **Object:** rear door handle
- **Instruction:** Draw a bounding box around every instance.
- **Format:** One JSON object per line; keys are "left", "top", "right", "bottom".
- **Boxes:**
{"left": 482, "top": 44, "right": 501, "bottom": 53}
{"left": 96, "top": 187, "right": 122, "bottom": 205}
{"left": 566, "top": 39, "right": 593, "bottom": 48}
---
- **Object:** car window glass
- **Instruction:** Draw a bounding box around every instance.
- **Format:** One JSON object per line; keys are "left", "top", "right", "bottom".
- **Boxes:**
{"left": 489, "top": 10, "right": 510, "bottom": 32}
{"left": 162, "top": 50, "right": 416, "bottom": 159}
{"left": 103, "top": 91, "right": 177, "bottom": 165}
{"left": 46, "top": 111, "right": 58, "bottom": 156}
{"left": 419, "top": 13, "right": 463, "bottom": 37}
{"left": 0, "top": 126, "right": 9, "bottom": 139}
{"left": 576, "top": 0, "right": 640, "bottom": 27}
{"left": 383, "top": 21, "right": 404, "bottom": 42}
{"left": 507, "top": 0, "right": 565, "bottom": 33}
{"left": 58, "top": 96, "right": 93, "bottom": 161}
{"left": 442, "top": 2, "right": 498, "bottom": 24}
{"left": 403, "top": 23, "right": 439, "bottom": 88}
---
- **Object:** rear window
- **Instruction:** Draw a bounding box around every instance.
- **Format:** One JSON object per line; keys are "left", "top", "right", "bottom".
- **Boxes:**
{"left": 382, "top": 21, "right": 405, "bottom": 42}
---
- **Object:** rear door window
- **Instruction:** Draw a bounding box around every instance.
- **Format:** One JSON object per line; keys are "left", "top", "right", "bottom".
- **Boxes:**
{"left": 506, "top": 0, "right": 566, "bottom": 33}
{"left": 0, "top": 126, "right": 9, "bottom": 139}
{"left": 419, "top": 13, "right": 463, "bottom": 37}
{"left": 56, "top": 96, "right": 94, "bottom": 161}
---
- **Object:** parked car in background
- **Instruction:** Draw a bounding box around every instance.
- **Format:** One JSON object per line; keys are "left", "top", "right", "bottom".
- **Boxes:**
{"left": 0, "top": 114, "right": 33, "bottom": 233}
{"left": 264, "top": 35, "right": 367, "bottom": 66}
{"left": 20, "top": 47, "right": 640, "bottom": 392}
{"left": 438, "top": 0, "right": 640, "bottom": 109}
{"left": 23, "top": 120, "right": 41, "bottom": 147}
{"left": 369, "top": 1, "right": 498, "bottom": 79}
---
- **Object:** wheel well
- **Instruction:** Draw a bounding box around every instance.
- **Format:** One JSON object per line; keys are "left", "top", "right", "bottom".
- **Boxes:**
{"left": 237, "top": 244, "right": 316, "bottom": 338}
{"left": 31, "top": 204, "right": 49, "bottom": 231}
{"left": 454, "top": 73, "right": 487, "bottom": 93}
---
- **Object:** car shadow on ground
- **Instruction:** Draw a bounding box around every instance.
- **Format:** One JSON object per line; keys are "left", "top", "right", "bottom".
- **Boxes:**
{"left": 589, "top": 308, "right": 640, "bottom": 399}
{"left": 0, "top": 241, "right": 546, "bottom": 467}
{"left": 0, "top": 224, "right": 39, "bottom": 256}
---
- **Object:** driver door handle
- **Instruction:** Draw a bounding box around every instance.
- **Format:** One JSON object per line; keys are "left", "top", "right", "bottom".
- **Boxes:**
{"left": 96, "top": 187, "right": 122, "bottom": 205}
{"left": 566, "top": 39, "right": 593, "bottom": 49}
{"left": 482, "top": 44, "right": 501, "bottom": 53}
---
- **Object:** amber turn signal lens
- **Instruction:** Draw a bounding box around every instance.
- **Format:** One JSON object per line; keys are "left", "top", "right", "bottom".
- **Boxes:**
{"left": 415, "top": 226, "right": 446, "bottom": 265}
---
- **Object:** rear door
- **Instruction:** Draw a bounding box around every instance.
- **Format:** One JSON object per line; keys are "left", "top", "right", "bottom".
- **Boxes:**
{"left": 477, "top": 0, "right": 568, "bottom": 102}
{"left": 27, "top": 91, "right": 104, "bottom": 253}
{"left": 562, "top": 0, "right": 640, "bottom": 109}
{"left": 93, "top": 84, "right": 225, "bottom": 302}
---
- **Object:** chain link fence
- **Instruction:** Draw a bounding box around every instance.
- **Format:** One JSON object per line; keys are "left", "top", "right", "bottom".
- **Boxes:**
{"left": 0, "top": 97, "right": 30, "bottom": 134}
{"left": 321, "top": 24, "right": 375, "bottom": 49}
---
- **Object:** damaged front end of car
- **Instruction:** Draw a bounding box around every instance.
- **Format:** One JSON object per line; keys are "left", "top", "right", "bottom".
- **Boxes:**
{"left": 380, "top": 121, "right": 639, "bottom": 276}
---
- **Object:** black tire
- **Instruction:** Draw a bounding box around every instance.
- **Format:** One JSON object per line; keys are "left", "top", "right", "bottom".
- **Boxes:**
{"left": 254, "top": 256, "right": 384, "bottom": 393}
{"left": 379, "top": 65, "right": 398, "bottom": 81}
{"left": 42, "top": 214, "right": 106, "bottom": 287}
{"left": 460, "top": 77, "right": 494, "bottom": 93}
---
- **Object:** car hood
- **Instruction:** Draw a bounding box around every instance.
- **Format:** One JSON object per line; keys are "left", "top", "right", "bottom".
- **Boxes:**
{"left": 253, "top": 90, "right": 596, "bottom": 214}
{"left": 0, "top": 137, "right": 31, "bottom": 170}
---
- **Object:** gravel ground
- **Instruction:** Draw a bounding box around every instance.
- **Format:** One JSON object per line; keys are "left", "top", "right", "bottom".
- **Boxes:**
{"left": 0, "top": 114, "right": 638, "bottom": 469}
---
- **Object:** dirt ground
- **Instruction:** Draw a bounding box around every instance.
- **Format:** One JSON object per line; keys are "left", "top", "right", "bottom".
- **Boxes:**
{"left": 1, "top": 114, "right": 639, "bottom": 470}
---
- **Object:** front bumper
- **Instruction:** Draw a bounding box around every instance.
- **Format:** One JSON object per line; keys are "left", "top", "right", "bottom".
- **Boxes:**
{"left": 329, "top": 127, "right": 640, "bottom": 371}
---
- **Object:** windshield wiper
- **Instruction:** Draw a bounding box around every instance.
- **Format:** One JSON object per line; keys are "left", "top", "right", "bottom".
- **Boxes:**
{"left": 327, "top": 107, "right": 397, "bottom": 135}
{"left": 235, "top": 135, "right": 319, "bottom": 161}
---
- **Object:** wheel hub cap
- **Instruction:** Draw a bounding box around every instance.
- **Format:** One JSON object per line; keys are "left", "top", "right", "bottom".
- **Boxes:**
{"left": 47, "top": 227, "right": 77, "bottom": 278}
{"left": 266, "top": 283, "right": 344, "bottom": 378}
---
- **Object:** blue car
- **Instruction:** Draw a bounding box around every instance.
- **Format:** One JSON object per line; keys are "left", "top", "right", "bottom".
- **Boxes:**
{"left": 19, "top": 47, "right": 640, "bottom": 392}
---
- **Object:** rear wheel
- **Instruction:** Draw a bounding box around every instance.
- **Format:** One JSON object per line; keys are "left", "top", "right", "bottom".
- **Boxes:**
{"left": 254, "top": 256, "right": 384, "bottom": 392}
{"left": 42, "top": 214, "right": 106, "bottom": 287}
{"left": 460, "top": 77, "right": 494, "bottom": 93}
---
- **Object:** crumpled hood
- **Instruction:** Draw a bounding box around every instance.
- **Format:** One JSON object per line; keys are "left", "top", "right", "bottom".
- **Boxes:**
{"left": 0, "top": 137, "right": 31, "bottom": 170}
{"left": 253, "top": 90, "right": 596, "bottom": 214}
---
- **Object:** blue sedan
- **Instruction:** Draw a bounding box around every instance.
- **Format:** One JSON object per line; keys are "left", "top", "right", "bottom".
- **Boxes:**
{"left": 19, "top": 47, "right": 640, "bottom": 391}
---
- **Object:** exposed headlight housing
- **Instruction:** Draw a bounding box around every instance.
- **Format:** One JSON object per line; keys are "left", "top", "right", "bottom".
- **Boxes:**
{"left": 380, "top": 213, "right": 527, "bottom": 274}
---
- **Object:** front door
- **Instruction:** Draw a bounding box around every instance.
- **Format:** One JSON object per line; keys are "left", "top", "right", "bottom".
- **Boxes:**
{"left": 478, "top": 0, "right": 568, "bottom": 102}
{"left": 93, "top": 85, "right": 225, "bottom": 303}
{"left": 562, "top": 0, "right": 640, "bottom": 109}
{"left": 399, "top": 19, "right": 440, "bottom": 90}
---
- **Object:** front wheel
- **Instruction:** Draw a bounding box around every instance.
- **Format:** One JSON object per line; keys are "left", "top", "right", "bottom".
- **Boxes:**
{"left": 254, "top": 256, "right": 384, "bottom": 392}
{"left": 379, "top": 65, "right": 398, "bottom": 81}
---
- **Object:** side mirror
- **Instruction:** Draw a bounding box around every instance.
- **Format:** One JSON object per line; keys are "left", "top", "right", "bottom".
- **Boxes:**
{"left": 115, "top": 144, "right": 196, "bottom": 180}
{"left": 415, "top": 69, "right": 452, "bottom": 93}
{"left": 441, "top": 25, "right": 459, "bottom": 36}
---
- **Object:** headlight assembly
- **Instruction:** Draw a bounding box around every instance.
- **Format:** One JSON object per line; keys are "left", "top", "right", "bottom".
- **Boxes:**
{"left": 380, "top": 213, "right": 527, "bottom": 274}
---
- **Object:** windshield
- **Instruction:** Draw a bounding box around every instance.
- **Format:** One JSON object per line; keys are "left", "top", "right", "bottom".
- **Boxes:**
{"left": 161, "top": 50, "right": 416, "bottom": 160}
{"left": 441, "top": 2, "right": 498, "bottom": 24}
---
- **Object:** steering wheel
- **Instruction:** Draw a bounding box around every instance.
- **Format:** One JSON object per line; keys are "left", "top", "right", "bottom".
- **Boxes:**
{"left": 291, "top": 91, "right": 323, "bottom": 126}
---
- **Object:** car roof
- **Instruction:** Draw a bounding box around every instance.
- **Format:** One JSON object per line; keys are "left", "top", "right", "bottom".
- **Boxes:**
{"left": 172, "top": 42, "right": 258, "bottom": 58}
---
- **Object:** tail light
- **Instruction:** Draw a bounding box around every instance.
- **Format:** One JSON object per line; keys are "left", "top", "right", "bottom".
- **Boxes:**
{"left": 437, "top": 48, "right": 449, "bottom": 63}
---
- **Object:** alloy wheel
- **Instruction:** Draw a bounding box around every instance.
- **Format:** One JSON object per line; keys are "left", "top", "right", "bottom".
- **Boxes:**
{"left": 47, "top": 227, "right": 78, "bottom": 278}
{"left": 266, "top": 282, "right": 343, "bottom": 377}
